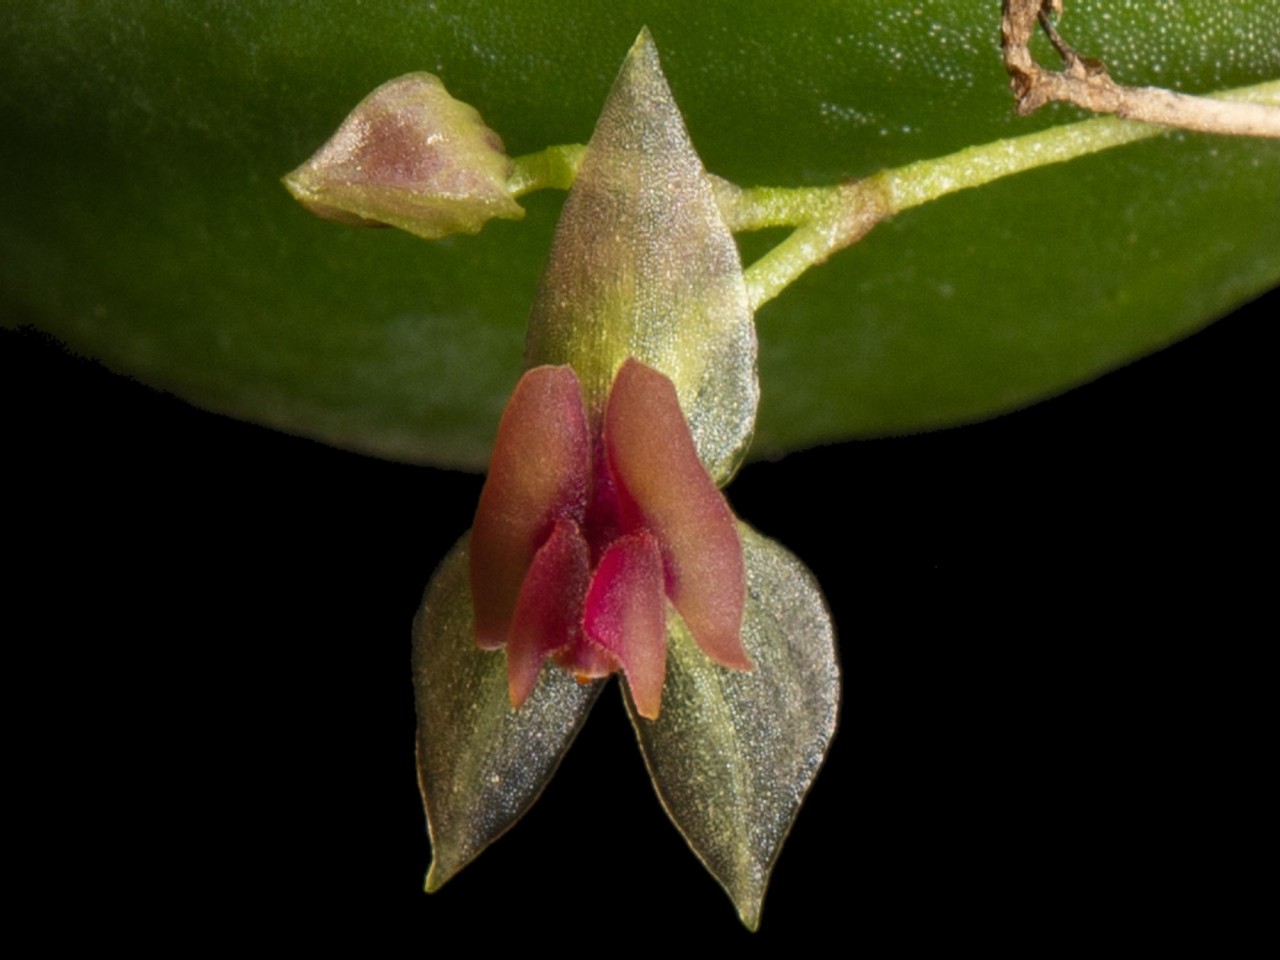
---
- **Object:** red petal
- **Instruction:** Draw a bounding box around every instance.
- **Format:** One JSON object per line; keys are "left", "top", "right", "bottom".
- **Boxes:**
{"left": 583, "top": 532, "right": 667, "bottom": 719}
{"left": 471, "top": 366, "right": 590, "bottom": 650}
{"left": 507, "top": 519, "right": 591, "bottom": 709}
{"left": 605, "top": 359, "right": 751, "bottom": 671}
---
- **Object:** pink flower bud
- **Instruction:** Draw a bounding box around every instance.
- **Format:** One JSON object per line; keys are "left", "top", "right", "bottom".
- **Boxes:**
{"left": 284, "top": 72, "right": 523, "bottom": 239}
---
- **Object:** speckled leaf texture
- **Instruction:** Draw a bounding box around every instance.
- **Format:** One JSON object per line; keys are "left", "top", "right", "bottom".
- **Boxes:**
{"left": 2, "top": 2, "right": 1277, "bottom": 465}
{"left": 625, "top": 523, "right": 839, "bottom": 930}
{"left": 412, "top": 536, "right": 603, "bottom": 890}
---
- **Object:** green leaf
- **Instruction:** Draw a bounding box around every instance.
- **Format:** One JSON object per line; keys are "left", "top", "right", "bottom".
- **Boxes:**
{"left": 625, "top": 522, "right": 839, "bottom": 930}
{"left": 2, "top": 1, "right": 1277, "bottom": 467}
{"left": 411, "top": 535, "right": 603, "bottom": 890}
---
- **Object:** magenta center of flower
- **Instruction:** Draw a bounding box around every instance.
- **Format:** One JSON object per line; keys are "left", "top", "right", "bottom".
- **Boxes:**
{"left": 469, "top": 359, "right": 750, "bottom": 718}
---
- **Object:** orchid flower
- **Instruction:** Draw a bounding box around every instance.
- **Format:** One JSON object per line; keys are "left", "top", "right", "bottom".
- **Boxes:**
{"left": 287, "top": 29, "right": 838, "bottom": 930}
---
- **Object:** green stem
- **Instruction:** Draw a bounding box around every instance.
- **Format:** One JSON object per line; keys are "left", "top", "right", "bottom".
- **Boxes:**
{"left": 507, "top": 144, "right": 587, "bottom": 197}
{"left": 508, "top": 78, "right": 1280, "bottom": 310}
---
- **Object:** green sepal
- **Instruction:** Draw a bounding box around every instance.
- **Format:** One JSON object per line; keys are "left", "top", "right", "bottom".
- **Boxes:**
{"left": 412, "top": 534, "right": 604, "bottom": 890}
{"left": 524, "top": 29, "right": 758, "bottom": 485}
{"left": 624, "top": 521, "right": 840, "bottom": 930}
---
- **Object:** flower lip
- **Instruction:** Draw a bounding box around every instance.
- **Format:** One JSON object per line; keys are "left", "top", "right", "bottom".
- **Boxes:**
{"left": 470, "top": 358, "right": 750, "bottom": 718}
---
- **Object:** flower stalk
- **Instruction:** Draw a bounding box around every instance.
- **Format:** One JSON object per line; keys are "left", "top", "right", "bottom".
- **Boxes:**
{"left": 502, "top": 77, "right": 1280, "bottom": 310}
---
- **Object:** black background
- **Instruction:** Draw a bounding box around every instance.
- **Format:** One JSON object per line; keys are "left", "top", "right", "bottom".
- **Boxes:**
{"left": 6, "top": 289, "right": 1270, "bottom": 946}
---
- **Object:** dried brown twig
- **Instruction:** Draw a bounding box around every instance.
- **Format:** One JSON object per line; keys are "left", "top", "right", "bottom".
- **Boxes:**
{"left": 1001, "top": 0, "right": 1280, "bottom": 138}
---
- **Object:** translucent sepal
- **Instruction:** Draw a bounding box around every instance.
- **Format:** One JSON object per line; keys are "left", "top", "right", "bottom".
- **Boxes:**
{"left": 624, "top": 522, "right": 839, "bottom": 930}
{"left": 524, "top": 29, "right": 758, "bottom": 484}
{"left": 413, "top": 535, "right": 603, "bottom": 891}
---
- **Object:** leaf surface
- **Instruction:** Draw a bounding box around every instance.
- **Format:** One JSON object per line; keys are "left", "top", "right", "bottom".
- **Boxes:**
{"left": 2, "top": 1, "right": 1277, "bottom": 465}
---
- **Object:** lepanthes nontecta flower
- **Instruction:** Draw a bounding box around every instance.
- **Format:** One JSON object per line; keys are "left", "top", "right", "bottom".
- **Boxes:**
{"left": 288, "top": 28, "right": 839, "bottom": 931}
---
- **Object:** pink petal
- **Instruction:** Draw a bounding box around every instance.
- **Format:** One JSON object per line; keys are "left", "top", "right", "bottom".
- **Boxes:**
{"left": 507, "top": 519, "right": 591, "bottom": 709}
{"left": 583, "top": 532, "right": 668, "bottom": 719}
{"left": 471, "top": 366, "right": 591, "bottom": 650}
{"left": 605, "top": 359, "right": 751, "bottom": 672}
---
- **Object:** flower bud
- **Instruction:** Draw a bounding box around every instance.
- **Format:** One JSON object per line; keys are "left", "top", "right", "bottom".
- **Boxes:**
{"left": 284, "top": 72, "right": 523, "bottom": 239}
